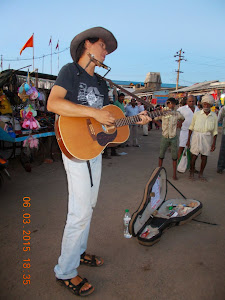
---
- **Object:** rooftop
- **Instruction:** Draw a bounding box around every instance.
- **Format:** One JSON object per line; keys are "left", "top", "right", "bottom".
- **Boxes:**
{"left": 112, "top": 80, "right": 177, "bottom": 89}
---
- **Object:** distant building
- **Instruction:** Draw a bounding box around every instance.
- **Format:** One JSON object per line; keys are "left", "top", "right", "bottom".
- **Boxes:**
{"left": 144, "top": 72, "right": 162, "bottom": 91}
{"left": 110, "top": 72, "right": 179, "bottom": 106}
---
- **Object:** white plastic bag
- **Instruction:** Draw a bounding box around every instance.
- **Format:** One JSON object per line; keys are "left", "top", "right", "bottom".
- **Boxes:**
{"left": 177, "top": 147, "right": 188, "bottom": 173}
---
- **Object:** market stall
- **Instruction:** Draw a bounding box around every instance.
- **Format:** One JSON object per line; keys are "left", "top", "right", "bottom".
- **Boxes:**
{"left": 0, "top": 69, "right": 60, "bottom": 170}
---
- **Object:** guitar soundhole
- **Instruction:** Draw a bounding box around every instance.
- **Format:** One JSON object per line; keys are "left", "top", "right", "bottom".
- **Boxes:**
{"left": 97, "top": 131, "right": 118, "bottom": 146}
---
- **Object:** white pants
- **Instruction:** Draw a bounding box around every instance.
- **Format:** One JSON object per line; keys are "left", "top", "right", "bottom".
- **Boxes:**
{"left": 179, "top": 129, "right": 189, "bottom": 147}
{"left": 190, "top": 131, "right": 212, "bottom": 156}
{"left": 54, "top": 153, "right": 102, "bottom": 279}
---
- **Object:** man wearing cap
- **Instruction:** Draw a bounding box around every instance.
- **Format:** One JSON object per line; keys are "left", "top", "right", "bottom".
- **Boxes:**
{"left": 47, "top": 27, "right": 150, "bottom": 297}
{"left": 187, "top": 94, "right": 218, "bottom": 181}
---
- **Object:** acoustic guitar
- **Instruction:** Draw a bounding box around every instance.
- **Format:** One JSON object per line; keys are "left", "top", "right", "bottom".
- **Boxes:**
{"left": 55, "top": 105, "right": 171, "bottom": 160}
{"left": 55, "top": 104, "right": 171, "bottom": 160}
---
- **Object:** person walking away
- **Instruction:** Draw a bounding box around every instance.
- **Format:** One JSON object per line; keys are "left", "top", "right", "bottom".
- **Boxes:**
{"left": 187, "top": 95, "right": 218, "bottom": 181}
{"left": 177, "top": 95, "right": 199, "bottom": 161}
{"left": 158, "top": 98, "right": 185, "bottom": 180}
{"left": 125, "top": 98, "right": 143, "bottom": 147}
{"left": 47, "top": 26, "right": 151, "bottom": 297}
{"left": 139, "top": 101, "right": 149, "bottom": 136}
{"left": 217, "top": 105, "right": 225, "bottom": 174}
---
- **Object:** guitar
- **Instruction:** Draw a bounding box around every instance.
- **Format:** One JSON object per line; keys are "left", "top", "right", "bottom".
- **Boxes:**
{"left": 55, "top": 105, "right": 172, "bottom": 161}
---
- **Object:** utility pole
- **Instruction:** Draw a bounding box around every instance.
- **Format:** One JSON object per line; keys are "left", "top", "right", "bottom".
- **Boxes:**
{"left": 174, "top": 49, "right": 187, "bottom": 90}
{"left": 1, "top": 55, "right": 3, "bottom": 71}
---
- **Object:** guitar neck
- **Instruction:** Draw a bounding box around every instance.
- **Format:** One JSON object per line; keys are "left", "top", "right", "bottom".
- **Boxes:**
{"left": 115, "top": 109, "right": 168, "bottom": 128}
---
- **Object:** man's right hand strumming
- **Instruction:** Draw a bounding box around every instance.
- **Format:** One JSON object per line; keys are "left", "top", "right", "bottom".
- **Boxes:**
{"left": 93, "top": 109, "right": 115, "bottom": 125}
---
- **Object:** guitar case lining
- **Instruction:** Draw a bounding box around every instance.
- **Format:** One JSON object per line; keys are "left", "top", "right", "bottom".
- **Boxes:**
{"left": 129, "top": 167, "right": 202, "bottom": 246}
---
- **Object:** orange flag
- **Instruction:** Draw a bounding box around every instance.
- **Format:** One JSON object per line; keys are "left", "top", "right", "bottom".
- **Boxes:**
{"left": 20, "top": 35, "right": 34, "bottom": 55}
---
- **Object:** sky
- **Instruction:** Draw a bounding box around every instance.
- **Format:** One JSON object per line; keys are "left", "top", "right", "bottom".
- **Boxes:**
{"left": 1, "top": 0, "right": 225, "bottom": 86}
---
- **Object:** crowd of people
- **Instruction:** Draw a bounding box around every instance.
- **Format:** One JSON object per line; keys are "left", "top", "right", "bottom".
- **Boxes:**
{"left": 106, "top": 92, "right": 224, "bottom": 183}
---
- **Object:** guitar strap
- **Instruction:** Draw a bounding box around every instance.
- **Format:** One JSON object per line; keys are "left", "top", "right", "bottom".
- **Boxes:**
{"left": 95, "top": 73, "right": 154, "bottom": 109}
{"left": 87, "top": 160, "right": 93, "bottom": 187}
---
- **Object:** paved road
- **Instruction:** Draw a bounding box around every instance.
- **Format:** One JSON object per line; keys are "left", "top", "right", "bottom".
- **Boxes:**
{"left": 1, "top": 128, "right": 225, "bottom": 300}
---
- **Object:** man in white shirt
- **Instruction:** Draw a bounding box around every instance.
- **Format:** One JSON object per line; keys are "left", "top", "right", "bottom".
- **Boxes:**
{"left": 187, "top": 95, "right": 218, "bottom": 181}
{"left": 177, "top": 95, "right": 199, "bottom": 160}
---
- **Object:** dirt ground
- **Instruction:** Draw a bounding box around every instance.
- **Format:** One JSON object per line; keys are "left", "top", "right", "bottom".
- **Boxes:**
{"left": 0, "top": 127, "right": 225, "bottom": 300}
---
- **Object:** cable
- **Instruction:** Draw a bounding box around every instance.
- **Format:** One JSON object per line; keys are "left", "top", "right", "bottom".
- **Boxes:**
{"left": 2, "top": 47, "right": 70, "bottom": 62}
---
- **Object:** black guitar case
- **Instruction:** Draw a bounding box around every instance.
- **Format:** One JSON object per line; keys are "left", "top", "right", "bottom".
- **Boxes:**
{"left": 129, "top": 167, "right": 202, "bottom": 246}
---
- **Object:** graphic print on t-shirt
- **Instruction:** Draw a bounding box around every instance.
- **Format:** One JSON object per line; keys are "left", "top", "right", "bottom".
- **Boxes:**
{"left": 77, "top": 82, "right": 104, "bottom": 108}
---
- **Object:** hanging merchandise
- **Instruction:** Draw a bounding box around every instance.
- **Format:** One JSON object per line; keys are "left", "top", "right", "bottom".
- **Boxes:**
{"left": 23, "top": 136, "right": 39, "bottom": 149}
{"left": 18, "top": 71, "right": 39, "bottom": 102}
{"left": 18, "top": 82, "right": 39, "bottom": 102}
{"left": 20, "top": 104, "right": 40, "bottom": 130}
{"left": 0, "top": 89, "right": 13, "bottom": 114}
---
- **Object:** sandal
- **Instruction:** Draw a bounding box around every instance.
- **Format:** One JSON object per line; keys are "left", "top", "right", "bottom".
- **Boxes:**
{"left": 80, "top": 252, "right": 104, "bottom": 267}
{"left": 56, "top": 276, "right": 94, "bottom": 297}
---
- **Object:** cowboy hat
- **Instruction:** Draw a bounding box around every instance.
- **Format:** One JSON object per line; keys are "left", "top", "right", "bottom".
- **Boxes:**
{"left": 70, "top": 27, "right": 117, "bottom": 62}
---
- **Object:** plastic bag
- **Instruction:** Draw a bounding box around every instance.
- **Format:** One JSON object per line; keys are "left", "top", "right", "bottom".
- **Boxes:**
{"left": 177, "top": 147, "right": 191, "bottom": 173}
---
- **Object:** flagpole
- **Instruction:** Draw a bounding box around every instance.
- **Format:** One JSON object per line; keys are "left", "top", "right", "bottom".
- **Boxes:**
{"left": 1, "top": 55, "right": 3, "bottom": 71}
{"left": 51, "top": 36, "right": 52, "bottom": 74}
{"left": 42, "top": 55, "right": 45, "bottom": 73}
{"left": 58, "top": 40, "right": 59, "bottom": 73}
{"left": 33, "top": 33, "right": 34, "bottom": 70}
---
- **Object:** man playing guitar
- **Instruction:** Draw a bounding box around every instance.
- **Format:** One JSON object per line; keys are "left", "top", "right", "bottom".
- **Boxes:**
{"left": 47, "top": 27, "right": 151, "bottom": 297}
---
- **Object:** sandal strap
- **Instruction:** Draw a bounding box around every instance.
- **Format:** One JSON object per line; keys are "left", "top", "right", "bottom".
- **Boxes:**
{"left": 75, "top": 278, "right": 88, "bottom": 292}
{"left": 59, "top": 277, "right": 89, "bottom": 296}
{"left": 80, "top": 251, "right": 86, "bottom": 260}
{"left": 80, "top": 252, "right": 98, "bottom": 266}
{"left": 90, "top": 255, "right": 96, "bottom": 266}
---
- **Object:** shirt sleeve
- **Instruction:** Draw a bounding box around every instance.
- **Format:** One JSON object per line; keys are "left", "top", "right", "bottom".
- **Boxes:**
{"left": 213, "top": 114, "right": 218, "bottom": 136}
{"left": 189, "top": 112, "right": 196, "bottom": 131}
{"left": 54, "top": 64, "right": 73, "bottom": 92}
{"left": 176, "top": 111, "right": 185, "bottom": 120}
{"left": 138, "top": 105, "right": 144, "bottom": 113}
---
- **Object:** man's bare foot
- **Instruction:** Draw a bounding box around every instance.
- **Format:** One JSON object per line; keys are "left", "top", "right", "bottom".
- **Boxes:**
{"left": 198, "top": 174, "right": 208, "bottom": 182}
{"left": 189, "top": 172, "right": 195, "bottom": 181}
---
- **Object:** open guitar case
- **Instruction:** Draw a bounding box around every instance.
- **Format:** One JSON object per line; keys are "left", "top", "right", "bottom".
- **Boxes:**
{"left": 129, "top": 167, "right": 202, "bottom": 246}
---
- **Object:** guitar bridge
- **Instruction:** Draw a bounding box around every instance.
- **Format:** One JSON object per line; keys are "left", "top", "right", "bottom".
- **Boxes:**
{"left": 87, "top": 119, "right": 97, "bottom": 141}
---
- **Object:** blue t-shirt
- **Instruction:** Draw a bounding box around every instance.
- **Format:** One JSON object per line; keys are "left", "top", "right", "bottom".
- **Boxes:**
{"left": 54, "top": 63, "right": 109, "bottom": 108}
